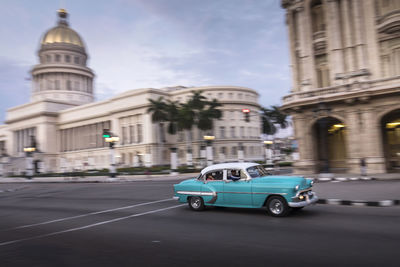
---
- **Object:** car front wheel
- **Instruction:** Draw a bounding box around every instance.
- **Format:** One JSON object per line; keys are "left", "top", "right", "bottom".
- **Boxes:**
{"left": 188, "top": 196, "right": 205, "bottom": 211}
{"left": 266, "top": 196, "right": 290, "bottom": 217}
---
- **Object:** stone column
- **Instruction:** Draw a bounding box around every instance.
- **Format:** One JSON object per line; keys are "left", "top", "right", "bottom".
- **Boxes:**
{"left": 363, "top": 108, "right": 386, "bottom": 173}
{"left": 292, "top": 114, "right": 315, "bottom": 174}
{"left": 363, "top": 0, "right": 380, "bottom": 80}
{"left": 344, "top": 110, "right": 361, "bottom": 172}
{"left": 326, "top": 0, "right": 344, "bottom": 81}
{"left": 295, "top": 6, "right": 312, "bottom": 91}
{"left": 341, "top": 0, "right": 355, "bottom": 73}
{"left": 286, "top": 10, "right": 299, "bottom": 92}
{"left": 352, "top": 0, "right": 367, "bottom": 72}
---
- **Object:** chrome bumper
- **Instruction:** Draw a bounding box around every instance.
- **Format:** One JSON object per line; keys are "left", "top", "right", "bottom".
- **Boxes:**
{"left": 288, "top": 193, "right": 318, "bottom": 208}
{"left": 172, "top": 196, "right": 179, "bottom": 201}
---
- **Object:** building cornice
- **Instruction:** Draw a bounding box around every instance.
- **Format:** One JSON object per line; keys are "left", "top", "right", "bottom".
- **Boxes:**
{"left": 31, "top": 64, "right": 95, "bottom": 78}
{"left": 5, "top": 111, "right": 59, "bottom": 124}
{"left": 281, "top": 76, "right": 400, "bottom": 111}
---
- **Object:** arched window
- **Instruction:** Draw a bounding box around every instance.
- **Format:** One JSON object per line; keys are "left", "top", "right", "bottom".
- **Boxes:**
{"left": 311, "top": 0, "right": 325, "bottom": 33}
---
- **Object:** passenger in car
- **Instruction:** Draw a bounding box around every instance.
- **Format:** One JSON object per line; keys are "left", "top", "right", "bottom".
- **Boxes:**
{"left": 206, "top": 173, "right": 214, "bottom": 180}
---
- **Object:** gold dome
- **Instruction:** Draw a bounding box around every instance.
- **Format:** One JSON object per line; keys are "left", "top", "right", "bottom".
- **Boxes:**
{"left": 41, "top": 9, "right": 84, "bottom": 48}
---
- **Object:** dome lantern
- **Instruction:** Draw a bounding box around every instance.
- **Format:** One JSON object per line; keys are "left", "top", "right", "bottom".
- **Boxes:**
{"left": 40, "top": 8, "right": 85, "bottom": 49}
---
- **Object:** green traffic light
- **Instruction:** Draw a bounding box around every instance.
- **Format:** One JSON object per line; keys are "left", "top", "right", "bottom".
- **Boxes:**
{"left": 103, "top": 134, "right": 110, "bottom": 138}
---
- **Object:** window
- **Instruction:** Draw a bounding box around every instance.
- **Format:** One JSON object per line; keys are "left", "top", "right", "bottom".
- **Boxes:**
{"left": 55, "top": 54, "right": 61, "bottom": 62}
{"left": 74, "top": 81, "right": 80, "bottom": 91}
{"left": 55, "top": 80, "right": 60, "bottom": 90}
{"left": 311, "top": 0, "right": 325, "bottom": 33}
{"left": 228, "top": 93, "right": 233, "bottom": 99}
{"left": 392, "top": 47, "right": 400, "bottom": 76}
{"left": 137, "top": 124, "right": 143, "bottom": 143}
{"left": 315, "top": 54, "right": 330, "bottom": 88}
{"left": 66, "top": 80, "right": 72, "bottom": 90}
{"left": 46, "top": 55, "right": 51, "bottom": 63}
{"left": 218, "top": 92, "right": 223, "bottom": 99}
{"left": 240, "top": 127, "right": 245, "bottom": 138}
{"left": 232, "top": 147, "right": 237, "bottom": 156}
{"left": 74, "top": 56, "right": 79, "bottom": 64}
{"left": 219, "top": 127, "right": 225, "bottom": 139}
{"left": 65, "top": 55, "right": 71, "bottom": 63}
{"left": 130, "top": 125, "right": 135, "bottom": 143}
{"left": 230, "top": 126, "right": 236, "bottom": 138}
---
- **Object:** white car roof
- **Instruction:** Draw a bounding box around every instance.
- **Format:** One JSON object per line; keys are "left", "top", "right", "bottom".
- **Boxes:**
{"left": 201, "top": 162, "right": 260, "bottom": 175}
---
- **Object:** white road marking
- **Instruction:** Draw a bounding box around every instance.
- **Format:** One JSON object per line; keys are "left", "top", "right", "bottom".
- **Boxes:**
{"left": 8, "top": 198, "right": 174, "bottom": 230}
{"left": 0, "top": 204, "right": 185, "bottom": 247}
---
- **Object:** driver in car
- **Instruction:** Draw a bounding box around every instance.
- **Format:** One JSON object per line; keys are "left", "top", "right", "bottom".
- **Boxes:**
{"left": 229, "top": 170, "right": 240, "bottom": 180}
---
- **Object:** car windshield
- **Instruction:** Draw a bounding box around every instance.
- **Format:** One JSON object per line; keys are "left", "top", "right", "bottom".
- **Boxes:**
{"left": 246, "top": 165, "right": 269, "bottom": 178}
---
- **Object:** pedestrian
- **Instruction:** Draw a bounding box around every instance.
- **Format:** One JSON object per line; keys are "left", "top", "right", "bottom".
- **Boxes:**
{"left": 360, "top": 158, "right": 367, "bottom": 176}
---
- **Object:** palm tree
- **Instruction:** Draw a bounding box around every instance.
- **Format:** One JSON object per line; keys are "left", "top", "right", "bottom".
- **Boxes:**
{"left": 148, "top": 98, "right": 180, "bottom": 170}
{"left": 261, "top": 105, "right": 289, "bottom": 135}
{"left": 197, "top": 99, "right": 222, "bottom": 133}
{"left": 148, "top": 97, "right": 168, "bottom": 142}
{"left": 177, "top": 102, "right": 195, "bottom": 166}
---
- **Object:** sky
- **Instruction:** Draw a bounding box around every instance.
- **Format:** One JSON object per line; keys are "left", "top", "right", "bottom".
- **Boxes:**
{"left": 0, "top": 0, "right": 292, "bottom": 136}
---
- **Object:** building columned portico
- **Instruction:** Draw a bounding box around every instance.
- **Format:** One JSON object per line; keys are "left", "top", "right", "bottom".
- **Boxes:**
{"left": 0, "top": 9, "right": 264, "bottom": 175}
{"left": 281, "top": 0, "right": 400, "bottom": 174}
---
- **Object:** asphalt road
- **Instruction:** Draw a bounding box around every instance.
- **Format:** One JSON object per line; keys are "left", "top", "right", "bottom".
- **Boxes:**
{"left": 0, "top": 180, "right": 399, "bottom": 267}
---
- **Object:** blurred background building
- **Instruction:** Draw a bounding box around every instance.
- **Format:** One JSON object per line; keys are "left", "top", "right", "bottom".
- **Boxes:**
{"left": 281, "top": 0, "right": 400, "bottom": 174}
{"left": 0, "top": 9, "right": 263, "bottom": 174}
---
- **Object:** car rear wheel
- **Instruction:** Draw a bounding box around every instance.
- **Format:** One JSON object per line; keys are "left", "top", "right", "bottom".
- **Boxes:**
{"left": 188, "top": 196, "right": 205, "bottom": 211}
{"left": 266, "top": 196, "right": 290, "bottom": 217}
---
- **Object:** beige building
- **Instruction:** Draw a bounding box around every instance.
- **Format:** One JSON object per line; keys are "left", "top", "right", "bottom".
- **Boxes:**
{"left": 281, "top": 0, "right": 400, "bottom": 174}
{"left": 0, "top": 9, "right": 263, "bottom": 174}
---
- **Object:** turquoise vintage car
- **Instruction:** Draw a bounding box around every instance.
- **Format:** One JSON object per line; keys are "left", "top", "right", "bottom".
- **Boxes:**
{"left": 173, "top": 162, "right": 318, "bottom": 217}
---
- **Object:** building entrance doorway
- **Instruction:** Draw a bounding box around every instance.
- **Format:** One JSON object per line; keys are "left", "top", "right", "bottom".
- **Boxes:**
{"left": 381, "top": 109, "right": 400, "bottom": 172}
{"left": 313, "top": 117, "right": 348, "bottom": 173}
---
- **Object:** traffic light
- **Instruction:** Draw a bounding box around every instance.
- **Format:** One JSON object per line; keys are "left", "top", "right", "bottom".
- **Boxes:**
{"left": 102, "top": 129, "right": 111, "bottom": 138}
{"left": 242, "top": 109, "right": 250, "bottom": 122}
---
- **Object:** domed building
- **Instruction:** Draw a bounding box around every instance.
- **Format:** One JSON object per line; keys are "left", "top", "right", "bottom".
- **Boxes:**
{"left": 0, "top": 10, "right": 263, "bottom": 175}
{"left": 31, "top": 9, "right": 94, "bottom": 105}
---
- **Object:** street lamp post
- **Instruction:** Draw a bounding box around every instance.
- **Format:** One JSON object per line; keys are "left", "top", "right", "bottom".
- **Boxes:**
{"left": 264, "top": 140, "right": 273, "bottom": 165}
{"left": 105, "top": 135, "right": 119, "bottom": 178}
{"left": 23, "top": 135, "right": 37, "bottom": 179}
{"left": 23, "top": 147, "right": 36, "bottom": 179}
{"left": 238, "top": 142, "right": 244, "bottom": 162}
{"left": 203, "top": 135, "right": 215, "bottom": 166}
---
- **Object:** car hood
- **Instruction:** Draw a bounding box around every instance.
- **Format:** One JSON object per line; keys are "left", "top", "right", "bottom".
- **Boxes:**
{"left": 252, "top": 176, "right": 309, "bottom": 189}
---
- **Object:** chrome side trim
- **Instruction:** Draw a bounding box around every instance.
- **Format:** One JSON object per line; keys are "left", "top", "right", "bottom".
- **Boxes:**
{"left": 176, "top": 191, "right": 216, "bottom": 196}
{"left": 221, "top": 191, "right": 287, "bottom": 195}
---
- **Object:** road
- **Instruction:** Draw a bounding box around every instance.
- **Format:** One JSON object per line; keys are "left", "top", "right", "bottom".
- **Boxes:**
{"left": 0, "top": 180, "right": 399, "bottom": 267}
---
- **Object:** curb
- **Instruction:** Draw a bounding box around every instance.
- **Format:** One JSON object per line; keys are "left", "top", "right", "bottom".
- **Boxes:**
{"left": 314, "top": 177, "right": 375, "bottom": 182}
{"left": 317, "top": 199, "right": 400, "bottom": 207}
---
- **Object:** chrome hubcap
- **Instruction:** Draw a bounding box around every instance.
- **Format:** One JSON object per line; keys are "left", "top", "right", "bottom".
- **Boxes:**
{"left": 269, "top": 199, "right": 283, "bottom": 214}
{"left": 191, "top": 198, "right": 200, "bottom": 208}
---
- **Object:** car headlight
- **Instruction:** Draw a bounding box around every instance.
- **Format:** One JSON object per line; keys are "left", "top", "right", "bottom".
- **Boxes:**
{"left": 299, "top": 195, "right": 304, "bottom": 200}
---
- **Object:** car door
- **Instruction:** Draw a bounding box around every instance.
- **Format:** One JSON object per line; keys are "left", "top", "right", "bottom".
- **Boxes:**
{"left": 223, "top": 169, "right": 253, "bottom": 207}
{"left": 200, "top": 170, "right": 225, "bottom": 205}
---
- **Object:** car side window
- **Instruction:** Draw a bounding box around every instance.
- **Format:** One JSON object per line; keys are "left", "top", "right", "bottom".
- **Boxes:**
{"left": 240, "top": 170, "right": 248, "bottom": 180}
{"left": 203, "top": 171, "right": 223, "bottom": 181}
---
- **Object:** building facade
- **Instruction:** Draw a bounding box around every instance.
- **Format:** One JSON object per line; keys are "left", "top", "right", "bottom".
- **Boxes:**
{"left": 0, "top": 9, "right": 263, "bottom": 174}
{"left": 281, "top": 0, "right": 400, "bottom": 174}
